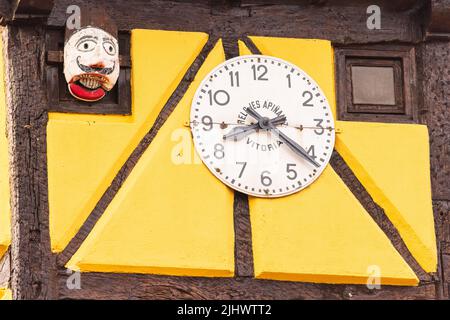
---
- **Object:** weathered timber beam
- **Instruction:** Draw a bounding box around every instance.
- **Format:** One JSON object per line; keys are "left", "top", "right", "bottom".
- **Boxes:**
{"left": 0, "top": 0, "right": 14, "bottom": 24}
{"left": 0, "top": 0, "right": 54, "bottom": 25}
{"left": 239, "top": 0, "right": 422, "bottom": 11}
{"left": 47, "top": 0, "right": 425, "bottom": 44}
{"left": 426, "top": 0, "right": 450, "bottom": 38}
{"left": 4, "top": 23, "right": 58, "bottom": 300}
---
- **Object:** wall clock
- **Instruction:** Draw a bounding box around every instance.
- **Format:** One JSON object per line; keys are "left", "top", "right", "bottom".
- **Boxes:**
{"left": 190, "top": 55, "right": 335, "bottom": 198}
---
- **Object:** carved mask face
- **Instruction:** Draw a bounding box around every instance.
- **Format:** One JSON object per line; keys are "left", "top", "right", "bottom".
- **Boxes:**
{"left": 64, "top": 27, "right": 120, "bottom": 102}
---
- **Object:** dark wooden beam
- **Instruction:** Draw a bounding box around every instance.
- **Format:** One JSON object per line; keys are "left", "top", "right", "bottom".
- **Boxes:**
{"left": 0, "top": 0, "right": 54, "bottom": 24}
{"left": 426, "top": 0, "right": 450, "bottom": 39}
{"left": 0, "top": 0, "right": 14, "bottom": 24}
{"left": 240, "top": 0, "right": 422, "bottom": 11}
{"left": 57, "top": 269, "right": 439, "bottom": 300}
{"left": 47, "top": 0, "right": 425, "bottom": 44}
{"left": 4, "top": 24, "right": 58, "bottom": 300}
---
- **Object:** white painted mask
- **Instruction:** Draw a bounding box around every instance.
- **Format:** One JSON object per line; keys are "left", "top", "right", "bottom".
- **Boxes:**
{"left": 64, "top": 27, "right": 120, "bottom": 102}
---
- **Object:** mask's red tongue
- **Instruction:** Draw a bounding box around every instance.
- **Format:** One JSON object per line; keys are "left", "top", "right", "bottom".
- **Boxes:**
{"left": 68, "top": 82, "right": 106, "bottom": 102}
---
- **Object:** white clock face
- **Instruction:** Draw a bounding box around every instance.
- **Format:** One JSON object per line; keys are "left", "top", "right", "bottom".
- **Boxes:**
{"left": 190, "top": 55, "right": 335, "bottom": 198}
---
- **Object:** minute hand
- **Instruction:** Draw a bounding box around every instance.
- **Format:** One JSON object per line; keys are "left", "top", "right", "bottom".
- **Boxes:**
{"left": 269, "top": 125, "right": 320, "bottom": 168}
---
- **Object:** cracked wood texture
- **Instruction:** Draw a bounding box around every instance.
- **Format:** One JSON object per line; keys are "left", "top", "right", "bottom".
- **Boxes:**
{"left": 222, "top": 35, "right": 255, "bottom": 278}
{"left": 420, "top": 40, "right": 450, "bottom": 299}
{"left": 47, "top": 0, "right": 423, "bottom": 44}
{"left": 57, "top": 270, "right": 438, "bottom": 300}
{"left": 420, "top": 42, "right": 450, "bottom": 200}
{"left": 4, "top": 25, "right": 57, "bottom": 299}
{"left": 3, "top": 0, "right": 449, "bottom": 299}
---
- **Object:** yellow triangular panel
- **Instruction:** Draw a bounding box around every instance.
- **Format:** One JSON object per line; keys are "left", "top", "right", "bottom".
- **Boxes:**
{"left": 0, "top": 39, "right": 10, "bottom": 259}
{"left": 238, "top": 40, "right": 253, "bottom": 55}
{"left": 249, "top": 166, "right": 418, "bottom": 286}
{"left": 335, "top": 121, "right": 437, "bottom": 272}
{"left": 67, "top": 40, "right": 235, "bottom": 277}
{"left": 47, "top": 30, "right": 208, "bottom": 252}
{"left": 249, "top": 36, "right": 337, "bottom": 120}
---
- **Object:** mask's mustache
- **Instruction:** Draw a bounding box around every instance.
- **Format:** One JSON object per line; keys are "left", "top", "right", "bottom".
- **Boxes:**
{"left": 76, "top": 56, "right": 115, "bottom": 75}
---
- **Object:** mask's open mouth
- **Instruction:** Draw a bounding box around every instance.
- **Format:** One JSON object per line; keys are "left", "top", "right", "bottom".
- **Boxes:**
{"left": 68, "top": 73, "right": 112, "bottom": 102}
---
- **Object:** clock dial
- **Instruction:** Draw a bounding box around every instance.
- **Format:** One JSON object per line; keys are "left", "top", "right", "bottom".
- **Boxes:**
{"left": 190, "top": 55, "right": 335, "bottom": 198}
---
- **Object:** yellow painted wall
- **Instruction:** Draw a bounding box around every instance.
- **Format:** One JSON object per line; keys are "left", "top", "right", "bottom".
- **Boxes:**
{"left": 57, "top": 34, "right": 435, "bottom": 285}
{"left": 335, "top": 121, "right": 437, "bottom": 272}
{"left": 241, "top": 38, "right": 419, "bottom": 285}
{"left": 0, "top": 36, "right": 10, "bottom": 259}
{"left": 248, "top": 36, "right": 435, "bottom": 281}
{"left": 250, "top": 166, "right": 418, "bottom": 285}
{"left": 238, "top": 40, "right": 252, "bottom": 55}
{"left": 66, "top": 39, "right": 235, "bottom": 277}
{"left": 47, "top": 30, "right": 208, "bottom": 252}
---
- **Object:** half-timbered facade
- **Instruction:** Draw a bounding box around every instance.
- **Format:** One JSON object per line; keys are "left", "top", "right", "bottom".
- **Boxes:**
{"left": 0, "top": 0, "right": 449, "bottom": 300}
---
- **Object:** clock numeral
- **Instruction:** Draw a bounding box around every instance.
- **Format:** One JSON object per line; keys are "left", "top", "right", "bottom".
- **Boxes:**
{"left": 286, "top": 74, "right": 291, "bottom": 88}
{"left": 214, "top": 143, "right": 225, "bottom": 159}
{"left": 313, "top": 119, "right": 325, "bottom": 135}
{"left": 208, "top": 90, "right": 230, "bottom": 106}
{"left": 260, "top": 170, "right": 272, "bottom": 186}
{"left": 307, "top": 145, "right": 317, "bottom": 160}
{"left": 302, "top": 91, "right": 314, "bottom": 107}
{"left": 286, "top": 163, "right": 297, "bottom": 180}
{"left": 236, "top": 161, "right": 247, "bottom": 178}
{"left": 229, "top": 71, "right": 240, "bottom": 87}
{"left": 201, "top": 115, "right": 213, "bottom": 131}
{"left": 252, "top": 64, "right": 269, "bottom": 81}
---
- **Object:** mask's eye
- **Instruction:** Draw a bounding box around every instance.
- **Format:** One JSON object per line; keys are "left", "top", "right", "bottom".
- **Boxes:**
{"left": 77, "top": 39, "right": 97, "bottom": 52}
{"left": 103, "top": 40, "right": 117, "bottom": 56}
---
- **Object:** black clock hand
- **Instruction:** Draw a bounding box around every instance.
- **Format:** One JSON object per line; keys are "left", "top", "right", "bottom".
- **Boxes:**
{"left": 247, "top": 107, "right": 319, "bottom": 167}
{"left": 246, "top": 107, "right": 264, "bottom": 122}
{"left": 223, "top": 115, "right": 286, "bottom": 141}
{"left": 268, "top": 124, "right": 321, "bottom": 168}
{"left": 223, "top": 123, "right": 260, "bottom": 141}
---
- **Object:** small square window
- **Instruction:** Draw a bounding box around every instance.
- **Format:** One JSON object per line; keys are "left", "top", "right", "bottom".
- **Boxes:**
{"left": 351, "top": 66, "right": 396, "bottom": 105}
{"left": 335, "top": 45, "right": 417, "bottom": 123}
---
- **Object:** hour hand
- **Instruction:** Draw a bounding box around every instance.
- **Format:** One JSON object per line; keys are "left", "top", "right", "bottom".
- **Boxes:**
{"left": 223, "top": 115, "right": 286, "bottom": 141}
{"left": 223, "top": 123, "right": 260, "bottom": 141}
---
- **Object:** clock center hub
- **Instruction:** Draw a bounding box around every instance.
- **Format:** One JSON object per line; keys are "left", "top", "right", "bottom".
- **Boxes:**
{"left": 258, "top": 117, "right": 272, "bottom": 130}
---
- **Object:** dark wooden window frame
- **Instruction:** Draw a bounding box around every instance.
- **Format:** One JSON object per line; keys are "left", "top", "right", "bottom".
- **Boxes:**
{"left": 45, "top": 27, "right": 132, "bottom": 115}
{"left": 335, "top": 45, "right": 418, "bottom": 123}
